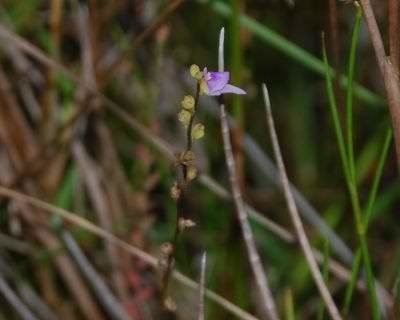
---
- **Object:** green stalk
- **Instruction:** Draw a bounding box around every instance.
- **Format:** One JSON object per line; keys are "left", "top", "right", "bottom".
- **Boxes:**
{"left": 284, "top": 288, "right": 295, "bottom": 320}
{"left": 346, "top": 8, "right": 362, "bottom": 182}
{"left": 323, "top": 36, "right": 380, "bottom": 319}
{"left": 317, "top": 240, "right": 331, "bottom": 320}
{"left": 343, "top": 128, "right": 392, "bottom": 314}
{"left": 230, "top": 0, "right": 244, "bottom": 128}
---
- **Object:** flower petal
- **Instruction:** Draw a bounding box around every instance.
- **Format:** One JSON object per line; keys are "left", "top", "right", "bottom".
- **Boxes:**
{"left": 207, "top": 84, "right": 246, "bottom": 96}
{"left": 206, "top": 71, "right": 230, "bottom": 93}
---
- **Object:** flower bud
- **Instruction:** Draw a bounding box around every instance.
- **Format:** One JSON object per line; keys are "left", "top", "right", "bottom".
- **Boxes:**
{"left": 178, "top": 217, "right": 196, "bottom": 232}
{"left": 178, "top": 109, "right": 191, "bottom": 127}
{"left": 186, "top": 165, "right": 198, "bottom": 181}
{"left": 181, "top": 95, "right": 195, "bottom": 111}
{"left": 181, "top": 150, "right": 195, "bottom": 165}
{"left": 190, "top": 64, "right": 203, "bottom": 80}
{"left": 191, "top": 123, "right": 205, "bottom": 140}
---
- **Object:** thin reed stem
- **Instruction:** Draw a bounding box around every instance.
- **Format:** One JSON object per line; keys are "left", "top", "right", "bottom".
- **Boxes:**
{"left": 218, "top": 28, "right": 280, "bottom": 320}
{"left": 262, "top": 83, "right": 342, "bottom": 320}
{"left": 322, "top": 35, "right": 380, "bottom": 319}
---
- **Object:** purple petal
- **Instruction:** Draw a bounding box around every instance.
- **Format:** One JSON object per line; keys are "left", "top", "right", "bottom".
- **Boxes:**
{"left": 206, "top": 71, "right": 230, "bottom": 93}
{"left": 219, "top": 84, "right": 246, "bottom": 95}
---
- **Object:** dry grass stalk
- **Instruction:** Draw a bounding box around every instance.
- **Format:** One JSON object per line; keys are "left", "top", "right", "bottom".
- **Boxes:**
{"left": 262, "top": 84, "right": 342, "bottom": 320}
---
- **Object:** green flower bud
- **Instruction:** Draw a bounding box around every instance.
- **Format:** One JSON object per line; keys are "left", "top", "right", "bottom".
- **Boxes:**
{"left": 178, "top": 109, "right": 191, "bottom": 127}
{"left": 191, "top": 123, "right": 205, "bottom": 140}
{"left": 190, "top": 64, "right": 203, "bottom": 80}
{"left": 181, "top": 95, "right": 195, "bottom": 111}
{"left": 187, "top": 165, "right": 198, "bottom": 181}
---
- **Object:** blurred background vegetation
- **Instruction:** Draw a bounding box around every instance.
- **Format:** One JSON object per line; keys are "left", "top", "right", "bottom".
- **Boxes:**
{"left": 0, "top": 0, "right": 398, "bottom": 319}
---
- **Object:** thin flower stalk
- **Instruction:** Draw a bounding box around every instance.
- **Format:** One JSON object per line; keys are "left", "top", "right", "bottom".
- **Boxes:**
{"left": 161, "top": 55, "right": 247, "bottom": 308}
{"left": 217, "top": 28, "right": 280, "bottom": 320}
{"left": 160, "top": 81, "right": 201, "bottom": 307}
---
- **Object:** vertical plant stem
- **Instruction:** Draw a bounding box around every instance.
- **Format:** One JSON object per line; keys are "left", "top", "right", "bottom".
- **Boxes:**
{"left": 219, "top": 28, "right": 280, "bottom": 320}
{"left": 327, "top": 0, "right": 343, "bottom": 115}
{"left": 358, "top": 0, "right": 400, "bottom": 172}
{"left": 388, "top": 0, "right": 400, "bottom": 71}
{"left": 322, "top": 37, "right": 380, "bottom": 320}
{"left": 343, "top": 128, "right": 392, "bottom": 314}
{"left": 317, "top": 240, "right": 331, "bottom": 320}
{"left": 283, "top": 289, "right": 295, "bottom": 320}
{"left": 262, "top": 83, "right": 342, "bottom": 320}
{"left": 346, "top": 7, "right": 362, "bottom": 182}
{"left": 197, "top": 253, "right": 207, "bottom": 320}
{"left": 161, "top": 82, "right": 201, "bottom": 304}
{"left": 230, "top": 0, "right": 245, "bottom": 186}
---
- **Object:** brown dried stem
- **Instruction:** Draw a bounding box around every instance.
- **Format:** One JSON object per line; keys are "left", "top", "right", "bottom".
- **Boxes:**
{"left": 262, "top": 84, "right": 342, "bottom": 320}
{"left": 389, "top": 0, "right": 399, "bottom": 71}
{"left": 358, "top": 0, "right": 400, "bottom": 171}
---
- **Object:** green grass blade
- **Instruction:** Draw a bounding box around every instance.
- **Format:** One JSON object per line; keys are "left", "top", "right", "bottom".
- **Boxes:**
{"left": 363, "top": 129, "right": 393, "bottom": 228}
{"left": 284, "top": 288, "right": 296, "bottom": 320}
{"left": 323, "top": 35, "right": 380, "bottom": 320}
{"left": 317, "top": 240, "right": 331, "bottom": 320}
{"left": 346, "top": 7, "right": 362, "bottom": 183}
{"left": 322, "top": 38, "right": 350, "bottom": 181}
{"left": 343, "top": 128, "right": 392, "bottom": 313}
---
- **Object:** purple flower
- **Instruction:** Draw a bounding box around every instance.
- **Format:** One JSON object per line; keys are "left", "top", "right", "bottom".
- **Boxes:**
{"left": 203, "top": 68, "right": 246, "bottom": 96}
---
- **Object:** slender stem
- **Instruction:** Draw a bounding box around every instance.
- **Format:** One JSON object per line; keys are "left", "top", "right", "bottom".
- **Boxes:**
{"left": 161, "top": 82, "right": 201, "bottom": 303}
{"left": 322, "top": 36, "right": 380, "bottom": 319}
{"left": 317, "top": 240, "right": 331, "bottom": 320}
{"left": 358, "top": 0, "right": 400, "bottom": 172}
{"left": 197, "top": 253, "right": 207, "bottom": 320}
{"left": 263, "top": 84, "right": 342, "bottom": 320}
{"left": 346, "top": 7, "right": 362, "bottom": 182}
{"left": 388, "top": 0, "right": 400, "bottom": 71}
{"left": 343, "top": 128, "right": 392, "bottom": 314}
{"left": 219, "top": 28, "right": 280, "bottom": 320}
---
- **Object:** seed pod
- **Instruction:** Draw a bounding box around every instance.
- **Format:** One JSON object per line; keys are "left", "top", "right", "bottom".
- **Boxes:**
{"left": 178, "top": 109, "right": 191, "bottom": 127}
{"left": 191, "top": 123, "right": 205, "bottom": 140}
{"left": 181, "top": 95, "right": 195, "bottom": 111}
